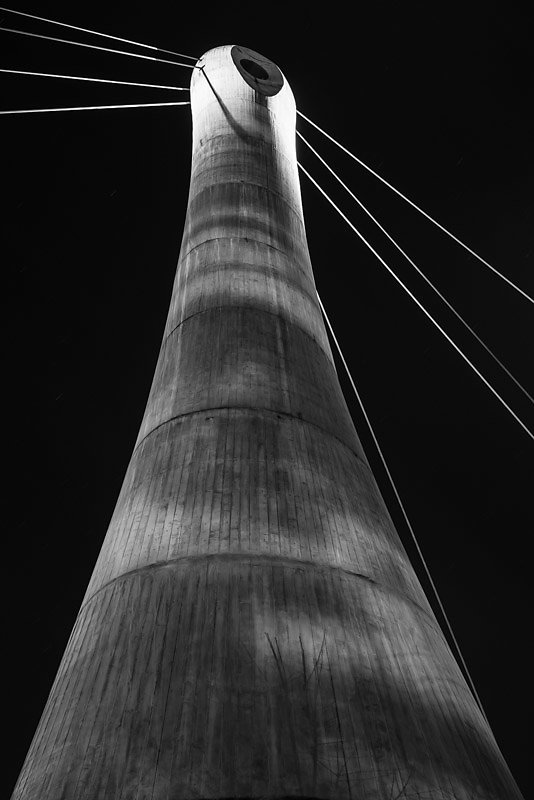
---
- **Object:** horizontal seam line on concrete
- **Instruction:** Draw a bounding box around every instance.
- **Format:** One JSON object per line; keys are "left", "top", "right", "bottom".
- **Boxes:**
{"left": 162, "top": 300, "right": 328, "bottom": 355}
{"left": 133, "top": 404, "right": 365, "bottom": 466}
{"left": 81, "top": 551, "right": 437, "bottom": 631}
{"left": 169, "top": 259, "right": 318, "bottom": 314}
{"left": 181, "top": 235, "right": 310, "bottom": 266}
{"left": 193, "top": 128, "right": 293, "bottom": 157}
{"left": 187, "top": 177, "right": 303, "bottom": 219}
{"left": 191, "top": 144, "right": 293, "bottom": 170}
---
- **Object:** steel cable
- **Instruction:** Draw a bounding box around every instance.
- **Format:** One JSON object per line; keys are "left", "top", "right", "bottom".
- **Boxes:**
{"left": 297, "top": 110, "right": 533, "bottom": 305}
{"left": 0, "top": 26, "right": 198, "bottom": 70}
{"left": 0, "top": 6, "right": 198, "bottom": 60}
{"left": 0, "top": 100, "right": 191, "bottom": 115}
{"left": 298, "top": 161, "right": 533, "bottom": 442}
{"left": 316, "top": 288, "right": 501, "bottom": 746}
{"left": 0, "top": 68, "right": 190, "bottom": 91}
{"left": 297, "top": 129, "right": 533, "bottom": 405}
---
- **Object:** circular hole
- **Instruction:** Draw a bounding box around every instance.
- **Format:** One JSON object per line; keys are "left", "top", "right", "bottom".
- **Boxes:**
{"left": 240, "top": 58, "right": 269, "bottom": 81}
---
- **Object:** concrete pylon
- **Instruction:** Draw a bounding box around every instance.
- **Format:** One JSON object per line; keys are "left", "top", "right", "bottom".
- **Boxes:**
{"left": 12, "top": 45, "right": 523, "bottom": 800}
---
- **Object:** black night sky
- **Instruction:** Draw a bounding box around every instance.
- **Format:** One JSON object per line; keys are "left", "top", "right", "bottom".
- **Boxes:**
{"left": 3, "top": 2, "right": 532, "bottom": 797}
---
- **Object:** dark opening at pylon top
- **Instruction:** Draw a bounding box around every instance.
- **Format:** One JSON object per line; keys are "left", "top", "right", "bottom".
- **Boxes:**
{"left": 231, "top": 44, "right": 284, "bottom": 96}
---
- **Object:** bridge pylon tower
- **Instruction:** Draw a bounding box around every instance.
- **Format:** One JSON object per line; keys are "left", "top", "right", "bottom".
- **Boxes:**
{"left": 12, "top": 45, "right": 523, "bottom": 800}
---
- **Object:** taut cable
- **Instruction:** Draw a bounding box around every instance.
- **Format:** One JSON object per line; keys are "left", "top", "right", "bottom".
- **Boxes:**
{"left": 0, "top": 101, "right": 191, "bottom": 115}
{"left": 0, "top": 68, "right": 189, "bottom": 91}
{"left": 0, "top": 6, "right": 198, "bottom": 60}
{"left": 0, "top": 26, "right": 199, "bottom": 70}
{"left": 316, "top": 289, "right": 497, "bottom": 740}
{"left": 297, "top": 129, "right": 533, "bottom": 405}
{"left": 298, "top": 162, "right": 534, "bottom": 442}
{"left": 297, "top": 110, "right": 533, "bottom": 305}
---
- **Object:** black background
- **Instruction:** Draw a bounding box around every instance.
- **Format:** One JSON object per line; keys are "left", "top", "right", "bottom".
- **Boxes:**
{"left": 3, "top": 2, "right": 532, "bottom": 797}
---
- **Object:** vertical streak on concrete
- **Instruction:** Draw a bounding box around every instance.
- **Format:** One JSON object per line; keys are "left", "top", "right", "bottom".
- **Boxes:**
{"left": 12, "top": 46, "right": 523, "bottom": 800}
